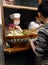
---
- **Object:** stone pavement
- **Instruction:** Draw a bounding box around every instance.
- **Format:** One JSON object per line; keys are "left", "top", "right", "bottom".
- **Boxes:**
{"left": 0, "top": 25, "right": 4, "bottom": 65}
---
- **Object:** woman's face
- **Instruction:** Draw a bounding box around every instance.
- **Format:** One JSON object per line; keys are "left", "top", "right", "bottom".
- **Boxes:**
{"left": 38, "top": 12, "right": 44, "bottom": 23}
{"left": 35, "top": 16, "right": 41, "bottom": 23}
{"left": 13, "top": 18, "right": 20, "bottom": 25}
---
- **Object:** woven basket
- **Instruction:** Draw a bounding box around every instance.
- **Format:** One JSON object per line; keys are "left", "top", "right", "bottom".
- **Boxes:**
{"left": 7, "top": 38, "right": 28, "bottom": 47}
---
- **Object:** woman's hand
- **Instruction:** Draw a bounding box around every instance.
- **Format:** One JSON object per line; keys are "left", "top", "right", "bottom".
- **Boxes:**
{"left": 16, "top": 26, "right": 23, "bottom": 32}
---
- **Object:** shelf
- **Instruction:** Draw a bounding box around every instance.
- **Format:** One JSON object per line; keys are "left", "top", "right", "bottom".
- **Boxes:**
{"left": 4, "top": 43, "right": 31, "bottom": 53}
{"left": 3, "top": 4, "right": 38, "bottom": 10}
{"left": 6, "top": 34, "right": 38, "bottom": 39}
{"left": 4, "top": 30, "right": 38, "bottom": 53}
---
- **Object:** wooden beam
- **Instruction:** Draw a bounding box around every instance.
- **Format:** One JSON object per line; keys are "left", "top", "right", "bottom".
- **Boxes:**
{"left": 3, "top": 4, "right": 38, "bottom": 11}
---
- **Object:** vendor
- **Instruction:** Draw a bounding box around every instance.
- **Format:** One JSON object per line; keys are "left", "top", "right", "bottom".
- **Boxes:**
{"left": 28, "top": 13, "right": 43, "bottom": 29}
{"left": 10, "top": 13, "right": 23, "bottom": 32}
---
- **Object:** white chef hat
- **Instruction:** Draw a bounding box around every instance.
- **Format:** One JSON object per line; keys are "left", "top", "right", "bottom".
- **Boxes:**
{"left": 10, "top": 13, "right": 21, "bottom": 19}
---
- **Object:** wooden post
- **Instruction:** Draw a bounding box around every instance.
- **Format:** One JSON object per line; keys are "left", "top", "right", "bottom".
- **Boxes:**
{"left": 0, "top": 0, "right": 5, "bottom": 65}
{"left": 1, "top": 0, "right": 6, "bottom": 47}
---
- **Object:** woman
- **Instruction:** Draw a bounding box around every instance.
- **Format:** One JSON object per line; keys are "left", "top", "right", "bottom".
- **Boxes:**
{"left": 29, "top": 1, "right": 48, "bottom": 65}
{"left": 10, "top": 13, "right": 23, "bottom": 32}
{"left": 28, "top": 13, "right": 42, "bottom": 29}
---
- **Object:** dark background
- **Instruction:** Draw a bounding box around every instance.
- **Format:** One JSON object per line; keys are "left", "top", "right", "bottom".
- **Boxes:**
{"left": 14, "top": 0, "right": 38, "bottom": 7}
{"left": 3, "top": 8, "right": 38, "bottom": 29}
{"left": 3, "top": 0, "right": 38, "bottom": 29}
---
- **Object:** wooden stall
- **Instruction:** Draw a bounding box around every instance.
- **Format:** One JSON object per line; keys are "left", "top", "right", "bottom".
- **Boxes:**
{"left": 2, "top": 0, "right": 42, "bottom": 53}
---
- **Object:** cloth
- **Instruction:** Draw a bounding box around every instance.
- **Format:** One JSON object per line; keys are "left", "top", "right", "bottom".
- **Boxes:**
{"left": 28, "top": 21, "right": 40, "bottom": 42}
{"left": 28, "top": 21, "right": 40, "bottom": 29}
{"left": 10, "top": 13, "right": 21, "bottom": 19}
{"left": 34, "top": 23, "right": 48, "bottom": 65}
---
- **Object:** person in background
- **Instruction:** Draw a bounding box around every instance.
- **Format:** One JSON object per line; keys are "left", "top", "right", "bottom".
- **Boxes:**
{"left": 6, "top": 13, "right": 23, "bottom": 47}
{"left": 28, "top": 13, "right": 43, "bottom": 29}
{"left": 28, "top": 13, "right": 43, "bottom": 42}
{"left": 29, "top": 1, "right": 48, "bottom": 65}
{"left": 10, "top": 13, "right": 23, "bottom": 32}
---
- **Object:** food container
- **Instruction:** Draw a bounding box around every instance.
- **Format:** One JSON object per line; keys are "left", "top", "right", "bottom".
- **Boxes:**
{"left": 6, "top": 29, "right": 38, "bottom": 47}
{"left": 6, "top": 38, "right": 28, "bottom": 47}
